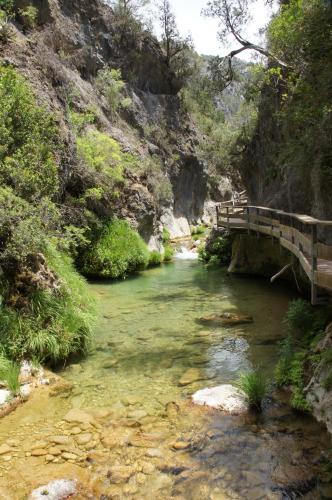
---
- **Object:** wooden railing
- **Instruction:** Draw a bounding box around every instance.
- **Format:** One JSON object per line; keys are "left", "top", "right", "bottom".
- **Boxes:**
{"left": 216, "top": 204, "right": 332, "bottom": 304}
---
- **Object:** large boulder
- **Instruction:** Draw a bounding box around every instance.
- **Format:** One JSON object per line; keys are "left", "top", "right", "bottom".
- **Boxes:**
{"left": 192, "top": 384, "right": 248, "bottom": 415}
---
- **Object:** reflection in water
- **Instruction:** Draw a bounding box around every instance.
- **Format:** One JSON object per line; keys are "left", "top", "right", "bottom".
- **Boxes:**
{"left": 0, "top": 261, "right": 331, "bottom": 498}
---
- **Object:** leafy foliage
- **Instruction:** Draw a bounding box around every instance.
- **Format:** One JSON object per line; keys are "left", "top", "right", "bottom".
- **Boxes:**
{"left": 0, "top": 66, "right": 58, "bottom": 202}
{"left": 96, "top": 68, "right": 132, "bottom": 118}
{"left": 19, "top": 5, "right": 38, "bottom": 30}
{"left": 199, "top": 233, "right": 232, "bottom": 266}
{"left": 80, "top": 219, "right": 149, "bottom": 279}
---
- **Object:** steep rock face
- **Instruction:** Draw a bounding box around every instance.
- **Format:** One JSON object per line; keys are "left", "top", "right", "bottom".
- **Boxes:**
{"left": 240, "top": 85, "right": 332, "bottom": 224}
{"left": 6, "top": 0, "right": 210, "bottom": 245}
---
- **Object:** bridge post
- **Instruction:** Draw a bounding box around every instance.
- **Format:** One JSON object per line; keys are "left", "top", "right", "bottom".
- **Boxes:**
{"left": 247, "top": 206, "right": 250, "bottom": 234}
{"left": 216, "top": 205, "right": 219, "bottom": 227}
{"left": 311, "top": 223, "right": 318, "bottom": 305}
{"left": 226, "top": 206, "right": 229, "bottom": 227}
{"left": 256, "top": 208, "right": 260, "bottom": 238}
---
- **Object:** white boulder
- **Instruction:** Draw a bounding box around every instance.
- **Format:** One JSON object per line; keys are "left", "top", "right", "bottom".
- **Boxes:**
{"left": 192, "top": 384, "right": 248, "bottom": 415}
{"left": 29, "top": 479, "right": 77, "bottom": 500}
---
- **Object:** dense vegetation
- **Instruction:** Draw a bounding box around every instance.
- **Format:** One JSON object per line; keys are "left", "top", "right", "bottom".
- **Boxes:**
{"left": 0, "top": 66, "right": 95, "bottom": 364}
{"left": 80, "top": 219, "right": 150, "bottom": 279}
{"left": 275, "top": 299, "right": 331, "bottom": 411}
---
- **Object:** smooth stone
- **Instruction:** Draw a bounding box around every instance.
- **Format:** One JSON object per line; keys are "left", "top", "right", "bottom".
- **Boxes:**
{"left": 171, "top": 441, "right": 191, "bottom": 450}
{"left": 166, "top": 401, "right": 180, "bottom": 420}
{"left": 70, "top": 427, "right": 81, "bottom": 435}
{"left": 62, "top": 452, "right": 77, "bottom": 460}
{"left": 63, "top": 409, "right": 96, "bottom": 426}
{"left": 31, "top": 449, "right": 47, "bottom": 457}
{"left": 49, "top": 436, "right": 72, "bottom": 445}
{"left": 0, "top": 444, "right": 12, "bottom": 455}
{"left": 192, "top": 384, "right": 248, "bottom": 414}
{"left": 75, "top": 433, "right": 92, "bottom": 446}
{"left": 48, "top": 447, "right": 61, "bottom": 456}
{"left": 179, "top": 368, "right": 215, "bottom": 386}
{"left": 145, "top": 448, "right": 164, "bottom": 458}
{"left": 107, "top": 465, "right": 135, "bottom": 484}
{"left": 29, "top": 479, "right": 77, "bottom": 500}
{"left": 45, "top": 455, "right": 54, "bottom": 462}
{"left": 128, "top": 409, "right": 148, "bottom": 420}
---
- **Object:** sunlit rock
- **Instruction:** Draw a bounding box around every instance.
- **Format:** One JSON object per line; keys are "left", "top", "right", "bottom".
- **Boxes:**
{"left": 192, "top": 384, "right": 248, "bottom": 414}
{"left": 29, "top": 479, "right": 77, "bottom": 500}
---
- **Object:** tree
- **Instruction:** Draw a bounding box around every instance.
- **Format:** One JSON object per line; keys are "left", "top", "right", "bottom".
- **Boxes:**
{"left": 158, "top": 0, "right": 192, "bottom": 69}
{"left": 203, "top": 0, "right": 289, "bottom": 87}
{"left": 107, "top": 0, "right": 151, "bottom": 46}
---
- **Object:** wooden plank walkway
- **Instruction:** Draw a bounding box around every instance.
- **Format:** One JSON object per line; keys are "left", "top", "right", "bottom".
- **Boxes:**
{"left": 216, "top": 204, "right": 332, "bottom": 305}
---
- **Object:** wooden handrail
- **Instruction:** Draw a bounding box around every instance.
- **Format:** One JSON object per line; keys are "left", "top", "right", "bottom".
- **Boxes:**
{"left": 216, "top": 203, "right": 332, "bottom": 304}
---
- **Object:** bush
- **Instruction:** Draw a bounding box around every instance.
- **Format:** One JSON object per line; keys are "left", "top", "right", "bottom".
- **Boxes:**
{"left": 149, "top": 251, "right": 162, "bottom": 267}
{"left": 0, "top": 8, "right": 12, "bottom": 42}
{"left": 0, "top": 244, "right": 95, "bottom": 364}
{"left": 0, "top": 66, "right": 58, "bottom": 201}
{"left": 19, "top": 5, "right": 38, "bottom": 30}
{"left": 238, "top": 370, "right": 269, "bottom": 410}
{"left": 199, "top": 233, "right": 232, "bottom": 266}
{"left": 162, "top": 228, "right": 171, "bottom": 244}
{"left": 163, "top": 245, "right": 175, "bottom": 262}
{"left": 80, "top": 219, "right": 149, "bottom": 279}
{"left": 95, "top": 68, "right": 131, "bottom": 118}
{"left": 285, "top": 299, "right": 315, "bottom": 334}
{"left": 275, "top": 335, "right": 295, "bottom": 387}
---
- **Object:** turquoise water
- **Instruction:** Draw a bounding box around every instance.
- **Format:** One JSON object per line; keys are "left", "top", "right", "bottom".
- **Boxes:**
{"left": 0, "top": 260, "right": 331, "bottom": 498}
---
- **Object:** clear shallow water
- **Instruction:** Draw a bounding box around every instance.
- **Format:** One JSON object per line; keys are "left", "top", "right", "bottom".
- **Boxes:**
{"left": 0, "top": 261, "right": 331, "bottom": 498}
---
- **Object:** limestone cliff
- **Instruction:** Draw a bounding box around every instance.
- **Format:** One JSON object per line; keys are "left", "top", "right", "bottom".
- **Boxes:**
{"left": 2, "top": 0, "right": 212, "bottom": 248}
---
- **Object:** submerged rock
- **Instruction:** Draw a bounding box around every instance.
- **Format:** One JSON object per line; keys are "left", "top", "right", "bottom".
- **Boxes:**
{"left": 29, "top": 479, "right": 77, "bottom": 500}
{"left": 197, "top": 313, "right": 253, "bottom": 326}
{"left": 192, "top": 384, "right": 248, "bottom": 414}
{"left": 179, "top": 368, "right": 216, "bottom": 386}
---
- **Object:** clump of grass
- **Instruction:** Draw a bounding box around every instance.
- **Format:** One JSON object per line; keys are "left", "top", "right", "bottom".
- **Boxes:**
{"left": 149, "top": 251, "right": 162, "bottom": 267}
{"left": 238, "top": 370, "right": 269, "bottom": 410}
{"left": 80, "top": 218, "right": 149, "bottom": 279}
{"left": 163, "top": 245, "right": 174, "bottom": 262}
{"left": 0, "top": 356, "right": 21, "bottom": 395}
{"left": 4, "top": 362, "right": 20, "bottom": 395}
{"left": 0, "top": 243, "right": 95, "bottom": 364}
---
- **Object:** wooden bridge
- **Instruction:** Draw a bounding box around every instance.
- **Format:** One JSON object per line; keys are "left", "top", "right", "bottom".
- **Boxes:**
{"left": 216, "top": 201, "right": 332, "bottom": 305}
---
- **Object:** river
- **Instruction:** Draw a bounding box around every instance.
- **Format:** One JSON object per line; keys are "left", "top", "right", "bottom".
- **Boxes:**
{"left": 0, "top": 260, "right": 331, "bottom": 498}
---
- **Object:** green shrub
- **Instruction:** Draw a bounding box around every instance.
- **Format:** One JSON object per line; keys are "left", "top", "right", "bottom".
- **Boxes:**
{"left": 0, "top": 244, "right": 95, "bottom": 363}
{"left": 238, "top": 370, "right": 269, "bottom": 410}
{"left": 0, "top": 8, "right": 12, "bottom": 42}
{"left": 275, "top": 335, "right": 295, "bottom": 387}
{"left": 149, "top": 251, "right": 162, "bottom": 267}
{"left": 285, "top": 299, "right": 315, "bottom": 334}
{"left": 77, "top": 129, "right": 139, "bottom": 188}
{"left": 0, "top": 66, "right": 58, "bottom": 201}
{"left": 162, "top": 228, "right": 171, "bottom": 244}
{"left": 199, "top": 234, "right": 232, "bottom": 266}
{"left": 163, "top": 245, "right": 174, "bottom": 262}
{"left": 80, "top": 219, "right": 149, "bottom": 279}
{"left": 95, "top": 68, "right": 131, "bottom": 117}
{"left": 19, "top": 5, "right": 38, "bottom": 30}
